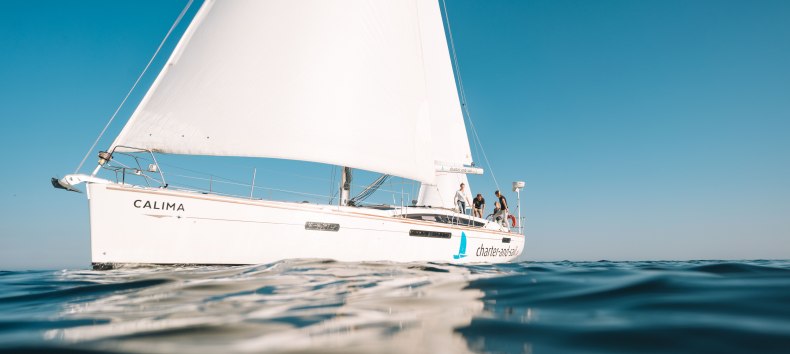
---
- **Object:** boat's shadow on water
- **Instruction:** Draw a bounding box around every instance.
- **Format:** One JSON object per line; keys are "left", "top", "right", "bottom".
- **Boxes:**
{"left": 1, "top": 260, "right": 790, "bottom": 354}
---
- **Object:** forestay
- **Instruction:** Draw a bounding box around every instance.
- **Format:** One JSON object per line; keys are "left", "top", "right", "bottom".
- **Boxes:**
{"left": 110, "top": 0, "right": 469, "bottom": 184}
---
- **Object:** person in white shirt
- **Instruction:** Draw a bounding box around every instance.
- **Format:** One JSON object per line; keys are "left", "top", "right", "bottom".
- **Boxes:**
{"left": 454, "top": 183, "right": 471, "bottom": 215}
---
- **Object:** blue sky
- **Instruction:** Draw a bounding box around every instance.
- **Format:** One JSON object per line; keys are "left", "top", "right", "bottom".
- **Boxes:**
{"left": 1, "top": 0, "right": 789, "bottom": 269}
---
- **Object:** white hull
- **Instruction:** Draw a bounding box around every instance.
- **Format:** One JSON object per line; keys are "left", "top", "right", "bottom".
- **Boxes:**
{"left": 86, "top": 183, "right": 524, "bottom": 266}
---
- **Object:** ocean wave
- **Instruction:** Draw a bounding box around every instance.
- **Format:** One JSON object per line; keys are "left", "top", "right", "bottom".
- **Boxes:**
{"left": 0, "top": 260, "right": 788, "bottom": 353}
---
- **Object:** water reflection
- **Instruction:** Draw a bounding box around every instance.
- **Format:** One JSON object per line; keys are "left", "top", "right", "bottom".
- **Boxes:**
{"left": 42, "top": 260, "right": 490, "bottom": 353}
{"left": 7, "top": 260, "right": 789, "bottom": 353}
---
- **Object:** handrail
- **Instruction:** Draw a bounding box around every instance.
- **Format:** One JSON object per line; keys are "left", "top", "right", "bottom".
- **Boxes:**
{"left": 97, "top": 150, "right": 417, "bottom": 207}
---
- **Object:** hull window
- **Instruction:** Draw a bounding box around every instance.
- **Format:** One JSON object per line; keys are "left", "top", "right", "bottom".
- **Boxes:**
{"left": 305, "top": 222, "right": 340, "bottom": 232}
{"left": 409, "top": 230, "right": 451, "bottom": 239}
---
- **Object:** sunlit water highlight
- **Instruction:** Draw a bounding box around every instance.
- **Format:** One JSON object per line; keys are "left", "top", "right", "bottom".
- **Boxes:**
{"left": 1, "top": 260, "right": 789, "bottom": 353}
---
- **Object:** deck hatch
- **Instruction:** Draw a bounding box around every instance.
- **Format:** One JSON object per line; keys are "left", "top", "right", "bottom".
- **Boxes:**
{"left": 409, "top": 230, "right": 451, "bottom": 239}
{"left": 305, "top": 222, "right": 340, "bottom": 232}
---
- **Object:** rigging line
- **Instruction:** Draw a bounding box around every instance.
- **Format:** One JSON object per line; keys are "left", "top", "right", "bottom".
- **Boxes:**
{"left": 163, "top": 159, "right": 334, "bottom": 184}
{"left": 115, "top": 155, "right": 260, "bottom": 187}
{"left": 164, "top": 173, "right": 253, "bottom": 188}
{"left": 74, "top": 0, "right": 194, "bottom": 174}
{"left": 466, "top": 106, "right": 500, "bottom": 191}
{"left": 350, "top": 174, "right": 391, "bottom": 205}
{"left": 328, "top": 165, "right": 337, "bottom": 204}
{"left": 441, "top": 0, "right": 500, "bottom": 191}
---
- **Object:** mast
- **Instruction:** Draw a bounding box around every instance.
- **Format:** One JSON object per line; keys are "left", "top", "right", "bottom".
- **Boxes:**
{"left": 339, "top": 167, "right": 352, "bottom": 206}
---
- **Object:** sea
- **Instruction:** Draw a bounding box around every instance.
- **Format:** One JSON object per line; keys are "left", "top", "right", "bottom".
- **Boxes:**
{"left": 1, "top": 260, "right": 789, "bottom": 354}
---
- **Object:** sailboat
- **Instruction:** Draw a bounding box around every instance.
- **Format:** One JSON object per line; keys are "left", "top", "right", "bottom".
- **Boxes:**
{"left": 54, "top": 0, "right": 525, "bottom": 268}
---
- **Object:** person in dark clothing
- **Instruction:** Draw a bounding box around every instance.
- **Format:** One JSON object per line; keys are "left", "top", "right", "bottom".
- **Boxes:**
{"left": 494, "top": 190, "right": 509, "bottom": 226}
{"left": 495, "top": 190, "right": 508, "bottom": 211}
{"left": 473, "top": 193, "right": 485, "bottom": 218}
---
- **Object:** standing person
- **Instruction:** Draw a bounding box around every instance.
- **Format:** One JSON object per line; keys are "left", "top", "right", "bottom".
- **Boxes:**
{"left": 454, "top": 183, "right": 471, "bottom": 214}
{"left": 494, "top": 190, "right": 509, "bottom": 226}
{"left": 473, "top": 193, "right": 485, "bottom": 218}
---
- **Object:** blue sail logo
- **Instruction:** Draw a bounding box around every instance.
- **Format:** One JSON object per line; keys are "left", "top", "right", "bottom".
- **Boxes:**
{"left": 453, "top": 232, "right": 468, "bottom": 259}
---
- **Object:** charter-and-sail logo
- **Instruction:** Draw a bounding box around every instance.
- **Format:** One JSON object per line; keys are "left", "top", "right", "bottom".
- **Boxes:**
{"left": 453, "top": 232, "right": 468, "bottom": 259}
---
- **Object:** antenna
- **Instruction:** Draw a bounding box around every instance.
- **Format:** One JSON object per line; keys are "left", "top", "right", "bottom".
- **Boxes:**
{"left": 512, "top": 181, "right": 525, "bottom": 235}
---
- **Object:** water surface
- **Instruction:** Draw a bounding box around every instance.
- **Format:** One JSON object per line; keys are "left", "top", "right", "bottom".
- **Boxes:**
{"left": 1, "top": 260, "right": 789, "bottom": 353}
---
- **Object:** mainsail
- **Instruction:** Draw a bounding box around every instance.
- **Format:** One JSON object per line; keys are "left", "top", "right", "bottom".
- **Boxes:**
{"left": 110, "top": 0, "right": 472, "bottom": 184}
{"left": 414, "top": 0, "right": 475, "bottom": 209}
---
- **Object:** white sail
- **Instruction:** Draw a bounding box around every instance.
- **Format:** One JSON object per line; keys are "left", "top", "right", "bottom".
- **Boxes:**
{"left": 417, "top": 173, "right": 473, "bottom": 210}
{"left": 109, "top": 0, "right": 471, "bottom": 184}
{"left": 417, "top": 0, "right": 473, "bottom": 167}
{"left": 415, "top": 0, "right": 475, "bottom": 208}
